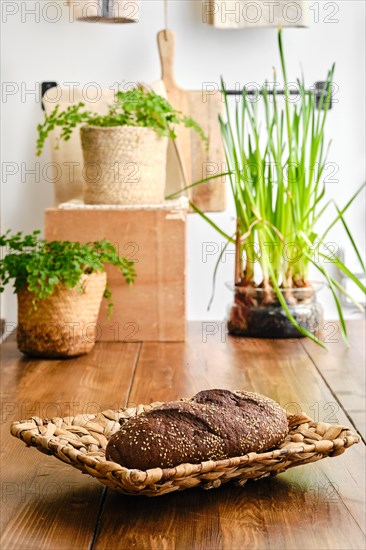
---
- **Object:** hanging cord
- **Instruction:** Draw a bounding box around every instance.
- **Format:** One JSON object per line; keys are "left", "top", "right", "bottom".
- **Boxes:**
{"left": 164, "top": 0, "right": 168, "bottom": 39}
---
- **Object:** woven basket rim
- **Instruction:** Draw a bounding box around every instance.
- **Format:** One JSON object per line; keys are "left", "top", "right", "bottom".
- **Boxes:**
{"left": 17, "top": 271, "right": 107, "bottom": 294}
{"left": 10, "top": 395, "right": 361, "bottom": 491}
{"left": 11, "top": 415, "right": 359, "bottom": 476}
{"left": 80, "top": 125, "right": 164, "bottom": 135}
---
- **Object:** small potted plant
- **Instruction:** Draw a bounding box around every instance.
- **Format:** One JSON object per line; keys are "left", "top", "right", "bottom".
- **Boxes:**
{"left": 170, "top": 29, "right": 365, "bottom": 347}
{"left": 0, "top": 231, "right": 136, "bottom": 358}
{"left": 36, "top": 86, "right": 206, "bottom": 206}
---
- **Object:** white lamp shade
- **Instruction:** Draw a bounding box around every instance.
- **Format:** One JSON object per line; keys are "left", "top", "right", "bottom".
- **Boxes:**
{"left": 68, "top": 0, "right": 140, "bottom": 23}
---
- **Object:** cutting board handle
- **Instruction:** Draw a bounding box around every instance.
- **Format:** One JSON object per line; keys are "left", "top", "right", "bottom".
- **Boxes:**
{"left": 157, "top": 29, "right": 177, "bottom": 88}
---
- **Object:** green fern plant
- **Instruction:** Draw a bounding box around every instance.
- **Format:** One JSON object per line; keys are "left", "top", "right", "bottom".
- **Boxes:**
{"left": 36, "top": 87, "right": 207, "bottom": 156}
{"left": 0, "top": 231, "right": 136, "bottom": 318}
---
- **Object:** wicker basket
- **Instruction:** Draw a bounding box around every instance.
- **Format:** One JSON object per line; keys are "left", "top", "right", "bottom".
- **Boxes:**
{"left": 17, "top": 272, "right": 107, "bottom": 358}
{"left": 80, "top": 126, "right": 168, "bottom": 205}
{"left": 11, "top": 394, "right": 360, "bottom": 497}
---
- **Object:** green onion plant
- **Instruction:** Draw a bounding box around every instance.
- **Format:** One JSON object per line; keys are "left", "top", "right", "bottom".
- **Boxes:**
{"left": 169, "top": 29, "right": 365, "bottom": 347}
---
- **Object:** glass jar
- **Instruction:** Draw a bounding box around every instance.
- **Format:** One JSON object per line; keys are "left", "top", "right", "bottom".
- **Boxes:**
{"left": 227, "top": 282, "right": 324, "bottom": 339}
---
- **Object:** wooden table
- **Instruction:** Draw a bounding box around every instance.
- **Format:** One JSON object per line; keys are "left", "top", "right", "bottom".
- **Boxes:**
{"left": 1, "top": 321, "right": 365, "bottom": 550}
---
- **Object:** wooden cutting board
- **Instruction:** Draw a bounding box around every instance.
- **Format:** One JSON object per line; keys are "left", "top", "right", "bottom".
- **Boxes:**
{"left": 157, "top": 30, "right": 226, "bottom": 212}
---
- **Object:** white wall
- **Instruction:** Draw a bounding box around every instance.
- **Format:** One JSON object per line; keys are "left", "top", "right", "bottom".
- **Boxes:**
{"left": 1, "top": 0, "right": 365, "bottom": 326}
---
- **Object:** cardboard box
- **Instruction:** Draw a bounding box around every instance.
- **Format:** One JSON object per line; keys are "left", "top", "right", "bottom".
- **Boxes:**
{"left": 45, "top": 204, "right": 186, "bottom": 342}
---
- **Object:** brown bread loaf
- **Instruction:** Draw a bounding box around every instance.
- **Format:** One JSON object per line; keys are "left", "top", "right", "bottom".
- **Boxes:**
{"left": 106, "top": 389, "right": 288, "bottom": 470}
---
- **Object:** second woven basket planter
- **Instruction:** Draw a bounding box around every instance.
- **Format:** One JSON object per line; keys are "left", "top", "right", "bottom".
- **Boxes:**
{"left": 17, "top": 272, "right": 107, "bottom": 358}
{"left": 81, "top": 126, "right": 168, "bottom": 205}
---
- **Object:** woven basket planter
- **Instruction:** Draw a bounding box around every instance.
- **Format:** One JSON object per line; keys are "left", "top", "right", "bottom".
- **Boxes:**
{"left": 80, "top": 126, "right": 168, "bottom": 205}
{"left": 11, "top": 393, "right": 360, "bottom": 497}
{"left": 17, "top": 272, "right": 107, "bottom": 358}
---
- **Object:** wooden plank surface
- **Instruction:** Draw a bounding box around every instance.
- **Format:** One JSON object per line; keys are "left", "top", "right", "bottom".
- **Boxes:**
{"left": 93, "top": 323, "right": 365, "bottom": 550}
{"left": 0, "top": 336, "right": 140, "bottom": 550}
{"left": 1, "top": 322, "right": 365, "bottom": 550}
{"left": 301, "top": 320, "right": 366, "bottom": 439}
